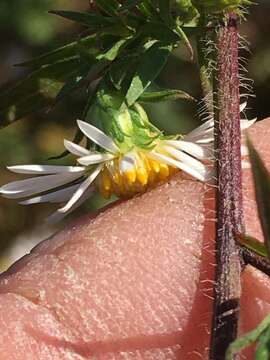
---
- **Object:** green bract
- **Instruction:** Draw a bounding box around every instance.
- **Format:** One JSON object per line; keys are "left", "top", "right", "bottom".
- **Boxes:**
{"left": 90, "top": 91, "right": 162, "bottom": 153}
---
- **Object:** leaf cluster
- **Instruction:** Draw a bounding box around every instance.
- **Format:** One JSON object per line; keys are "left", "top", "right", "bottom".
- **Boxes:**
{"left": 0, "top": 0, "right": 200, "bottom": 130}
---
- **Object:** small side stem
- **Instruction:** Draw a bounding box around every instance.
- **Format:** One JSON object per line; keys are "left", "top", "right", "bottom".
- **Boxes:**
{"left": 241, "top": 247, "right": 270, "bottom": 277}
{"left": 210, "top": 14, "right": 243, "bottom": 360}
{"left": 197, "top": 16, "right": 214, "bottom": 113}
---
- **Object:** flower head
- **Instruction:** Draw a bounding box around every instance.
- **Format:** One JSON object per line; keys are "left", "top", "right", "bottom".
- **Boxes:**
{"left": 0, "top": 102, "right": 255, "bottom": 222}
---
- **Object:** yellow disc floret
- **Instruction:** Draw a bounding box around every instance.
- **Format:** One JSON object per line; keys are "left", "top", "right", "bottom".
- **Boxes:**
{"left": 96, "top": 150, "right": 178, "bottom": 198}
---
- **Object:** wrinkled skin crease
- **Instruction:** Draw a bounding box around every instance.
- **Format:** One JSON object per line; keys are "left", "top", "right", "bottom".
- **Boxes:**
{"left": 0, "top": 120, "right": 269, "bottom": 359}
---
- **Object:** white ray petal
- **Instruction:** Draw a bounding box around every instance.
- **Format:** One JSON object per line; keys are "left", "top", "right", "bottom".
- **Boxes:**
{"left": 78, "top": 153, "right": 115, "bottom": 166}
{"left": 46, "top": 186, "right": 95, "bottom": 224}
{"left": 7, "top": 165, "right": 85, "bottom": 175}
{"left": 77, "top": 120, "right": 119, "bottom": 154}
{"left": 119, "top": 152, "right": 137, "bottom": 174}
{"left": 148, "top": 151, "right": 208, "bottom": 182}
{"left": 57, "top": 165, "right": 102, "bottom": 214}
{"left": 64, "top": 139, "right": 90, "bottom": 157}
{"left": 242, "top": 160, "right": 251, "bottom": 169}
{"left": 185, "top": 119, "right": 214, "bottom": 141}
{"left": 162, "top": 145, "right": 206, "bottom": 172}
{"left": 186, "top": 127, "right": 214, "bottom": 142}
{"left": 20, "top": 184, "right": 81, "bottom": 205}
{"left": 240, "top": 118, "right": 257, "bottom": 131}
{"left": 0, "top": 171, "right": 84, "bottom": 199}
{"left": 241, "top": 145, "right": 249, "bottom": 157}
{"left": 195, "top": 137, "right": 214, "bottom": 144}
{"left": 240, "top": 102, "right": 247, "bottom": 113}
{"left": 164, "top": 140, "right": 213, "bottom": 160}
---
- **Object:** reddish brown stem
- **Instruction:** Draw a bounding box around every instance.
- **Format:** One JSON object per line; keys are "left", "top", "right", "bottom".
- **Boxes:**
{"left": 210, "top": 14, "right": 243, "bottom": 360}
{"left": 242, "top": 247, "right": 270, "bottom": 277}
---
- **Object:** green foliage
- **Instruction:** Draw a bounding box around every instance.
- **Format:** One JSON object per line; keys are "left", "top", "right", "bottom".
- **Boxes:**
{"left": 139, "top": 89, "right": 195, "bottom": 103}
{"left": 126, "top": 43, "right": 173, "bottom": 106}
{"left": 16, "top": 35, "right": 97, "bottom": 68}
{"left": 173, "top": 0, "right": 199, "bottom": 23}
{"left": 0, "top": 0, "right": 201, "bottom": 129}
{"left": 238, "top": 234, "right": 268, "bottom": 258}
{"left": 226, "top": 314, "right": 270, "bottom": 359}
{"left": 0, "top": 58, "right": 89, "bottom": 127}
{"left": 49, "top": 10, "right": 117, "bottom": 29}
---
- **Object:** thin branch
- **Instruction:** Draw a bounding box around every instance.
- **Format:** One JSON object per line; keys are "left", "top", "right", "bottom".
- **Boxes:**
{"left": 197, "top": 16, "right": 214, "bottom": 114}
{"left": 241, "top": 247, "right": 270, "bottom": 277}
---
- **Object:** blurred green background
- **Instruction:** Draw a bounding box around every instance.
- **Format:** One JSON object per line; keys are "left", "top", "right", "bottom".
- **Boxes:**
{"left": 0, "top": 0, "right": 269, "bottom": 269}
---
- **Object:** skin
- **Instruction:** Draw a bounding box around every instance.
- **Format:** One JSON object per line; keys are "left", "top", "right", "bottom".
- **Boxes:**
{"left": 0, "top": 119, "right": 269, "bottom": 359}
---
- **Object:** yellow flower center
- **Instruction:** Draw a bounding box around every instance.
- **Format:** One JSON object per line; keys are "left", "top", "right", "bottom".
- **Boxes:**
{"left": 96, "top": 151, "right": 179, "bottom": 198}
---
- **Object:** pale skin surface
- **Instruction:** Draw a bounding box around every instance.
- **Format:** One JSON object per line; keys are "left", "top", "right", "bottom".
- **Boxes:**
{"left": 0, "top": 119, "right": 269, "bottom": 359}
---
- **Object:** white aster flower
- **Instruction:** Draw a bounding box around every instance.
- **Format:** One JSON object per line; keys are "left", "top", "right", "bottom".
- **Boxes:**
{"left": 0, "top": 102, "right": 255, "bottom": 222}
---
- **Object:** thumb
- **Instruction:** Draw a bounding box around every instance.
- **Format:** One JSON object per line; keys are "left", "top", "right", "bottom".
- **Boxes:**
{"left": 0, "top": 119, "right": 269, "bottom": 359}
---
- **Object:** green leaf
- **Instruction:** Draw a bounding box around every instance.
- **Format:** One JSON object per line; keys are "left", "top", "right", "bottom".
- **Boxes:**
{"left": 140, "top": 21, "right": 179, "bottom": 43}
{"left": 109, "top": 56, "right": 137, "bottom": 91}
{"left": 120, "top": 0, "right": 143, "bottom": 12}
{"left": 247, "top": 137, "right": 270, "bottom": 258}
{"left": 255, "top": 326, "right": 270, "bottom": 360}
{"left": 158, "top": 0, "right": 172, "bottom": 25}
{"left": 137, "top": 0, "right": 158, "bottom": 18}
{"left": 49, "top": 10, "right": 115, "bottom": 28}
{"left": 126, "top": 42, "right": 172, "bottom": 106}
{"left": 226, "top": 315, "right": 270, "bottom": 360}
{"left": 174, "top": 22, "right": 194, "bottom": 60}
{"left": 16, "top": 35, "right": 96, "bottom": 68}
{"left": 95, "top": 0, "right": 120, "bottom": 16}
{"left": 0, "top": 58, "right": 88, "bottom": 127}
{"left": 97, "top": 38, "right": 130, "bottom": 61}
{"left": 238, "top": 234, "right": 268, "bottom": 258}
{"left": 55, "top": 71, "right": 88, "bottom": 102}
{"left": 139, "top": 89, "right": 195, "bottom": 102}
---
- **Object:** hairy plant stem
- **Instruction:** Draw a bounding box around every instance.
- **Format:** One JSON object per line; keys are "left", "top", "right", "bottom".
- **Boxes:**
{"left": 210, "top": 13, "right": 243, "bottom": 360}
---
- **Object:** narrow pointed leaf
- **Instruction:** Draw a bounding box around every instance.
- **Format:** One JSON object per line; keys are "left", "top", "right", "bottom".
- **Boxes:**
{"left": 95, "top": 0, "right": 120, "bottom": 16}
{"left": 0, "top": 58, "right": 88, "bottom": 127}
{"left": 139, "top": 89, "right": 195, "bottom": 102}
{"left": 174, "top": 24, "right": 194, "bottom": 60}
{"left": 49, "top": 10, "right": 115, "bottom": 28}
{"left": 120, "top": 0, "right": 142, "bottom": 12}
{"left": 109, "top": 59, "right": 131, "bottom": 90}
{"left": 140, "top": 21, "right": 179, "bottom": 43}
{"left": 137, "top": 1, "right": 157, "bottom": 17}
{"left": 237, "top": 233, "right": 268, "bottom": 258}
{"left": 97, "top": 38, "right": 130, "bottom": 61}
{"left": 126, "top": 43, "right": 172, "bottom": 106}
{"left": 55, "top": 72, "right": 87, "bottom": 103}
{"left": 255, "top": 326, "right": 270, "bottom": 360}
{"left": 225, "top": 315, "right": 270, "bottom": 360}
{"left": 247, "top": 137, "right": 270, "bottom": 258}
{"left": 16, "top": 35, "right": 96, "bottom": 68}
{"left": 158, "top": 0, "right": 172, "bottom": 25}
